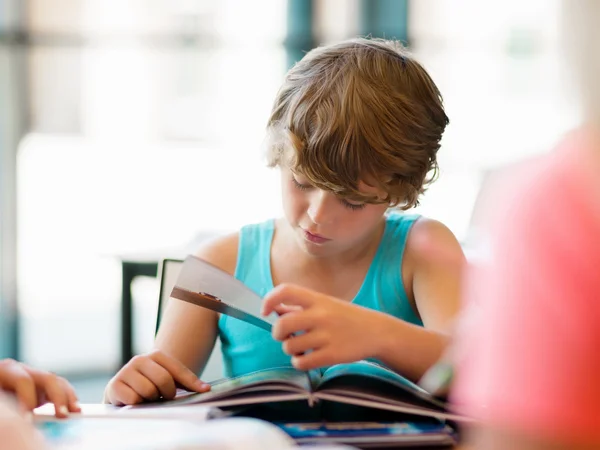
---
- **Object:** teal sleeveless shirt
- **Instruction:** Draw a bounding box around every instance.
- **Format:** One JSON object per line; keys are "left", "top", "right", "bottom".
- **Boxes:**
{"left": 217, "top": 213, "right": 422, "bottom": 377}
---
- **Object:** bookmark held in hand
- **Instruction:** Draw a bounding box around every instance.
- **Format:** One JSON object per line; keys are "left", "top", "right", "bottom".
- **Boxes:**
{"left": 170, "top": 255, "right": 278, "bottom": 331}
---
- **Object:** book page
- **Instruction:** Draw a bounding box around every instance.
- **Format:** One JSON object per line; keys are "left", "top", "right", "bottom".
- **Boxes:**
{"left": 151, "top": 367, "right": 312, "bottom": 407}
{"left": 316, "top": 361, "right": 447, "bottom": 410}
{"left": 171, "top": 255, "right": 278, "bottom": 331}
{"left": 314, "top": 391, "right": 465, "bottom": 422}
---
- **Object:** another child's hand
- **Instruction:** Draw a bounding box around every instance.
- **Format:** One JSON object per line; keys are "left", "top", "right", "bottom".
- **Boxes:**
{"left": 262, "top": 284, "right": 393, "bottom": 370}
{"left": 0, "top": 393, "right": 48, "bottom": 450}
{"left": 104, "top": 350, "right": 211, "bottom": 406}
{"left": 0, "top": 359, "right": 80, "bottom": 418}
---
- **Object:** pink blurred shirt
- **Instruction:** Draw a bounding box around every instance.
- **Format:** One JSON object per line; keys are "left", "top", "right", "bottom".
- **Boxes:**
{"left": 452, "top": 128, "right": 600, "bottom": 443}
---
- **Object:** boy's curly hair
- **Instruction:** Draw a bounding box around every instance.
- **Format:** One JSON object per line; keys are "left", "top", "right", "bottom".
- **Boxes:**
{"left": 266, "top": 37, "right": 449, "bottom": 209}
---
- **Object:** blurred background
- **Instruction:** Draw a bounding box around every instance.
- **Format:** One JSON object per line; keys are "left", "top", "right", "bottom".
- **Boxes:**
{"left": 0, "top": 0, "right": 577, "bottom": 400}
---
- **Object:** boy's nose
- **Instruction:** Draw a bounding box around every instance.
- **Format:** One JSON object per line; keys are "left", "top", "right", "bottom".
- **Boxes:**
{"left": 307, "top": 191, "right": 334, "bottom": 225}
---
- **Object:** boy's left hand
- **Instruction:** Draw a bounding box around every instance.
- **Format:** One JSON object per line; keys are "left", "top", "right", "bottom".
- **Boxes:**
{"left": 262, "top": 284, "right": 392, "bottom": 371}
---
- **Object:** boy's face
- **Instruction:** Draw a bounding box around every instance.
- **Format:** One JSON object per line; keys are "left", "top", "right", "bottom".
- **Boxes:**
{"left": 280, "top": 167, "right": 390, "bottom": 257}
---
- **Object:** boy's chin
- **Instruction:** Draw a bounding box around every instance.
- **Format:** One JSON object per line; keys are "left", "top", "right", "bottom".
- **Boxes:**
{"left": 295, "top": 236, "right": 340, "bottom": 258}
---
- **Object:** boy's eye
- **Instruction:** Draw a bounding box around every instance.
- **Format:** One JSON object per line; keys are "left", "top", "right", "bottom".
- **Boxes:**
{"left": 291, "top": 175, "right": 365, "bottom": 211}
{"left": 341, "top": 199, "right": 366, "bottom": 211}
{"left": 291, "top": 176, "right": 312, "bottom": 191}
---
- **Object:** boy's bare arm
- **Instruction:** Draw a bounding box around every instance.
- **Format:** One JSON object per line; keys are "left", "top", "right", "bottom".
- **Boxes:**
{"left": 104, "top": 233, "right": 239, "bottom": 405}
{"left": 372, "top": 218, "right": 464, "bottom": 380}
{"left": 154, "top": 232, "right": 239, "bottom": 373}
{"left": 407, "top": 218, "right": 464, "bottom": 334}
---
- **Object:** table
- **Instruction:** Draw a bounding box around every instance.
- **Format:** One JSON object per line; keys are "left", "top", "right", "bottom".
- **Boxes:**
{"left": 34, "top": 404, "right": 305, "bottom": 449}
{"left": 35, "top": 404, "right": 457, "bottom": 449}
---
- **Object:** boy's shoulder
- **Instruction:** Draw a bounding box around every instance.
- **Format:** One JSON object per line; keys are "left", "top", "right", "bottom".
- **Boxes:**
{"left": 410, "top": 217, "right": 455, "bottom": 239}
{"left": 194, "top": 232, "right": 239, "bottom": 276}
{"left": 192, "top": 220, "right": 274, "bottom": 276}
{"left": 405, "top": 217, "right": 464, "bottom": 268}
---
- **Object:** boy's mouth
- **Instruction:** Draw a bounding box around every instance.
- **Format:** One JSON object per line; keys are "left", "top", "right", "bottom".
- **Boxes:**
{"left": 302, "top": 229, "right": 331, "bottom": 244}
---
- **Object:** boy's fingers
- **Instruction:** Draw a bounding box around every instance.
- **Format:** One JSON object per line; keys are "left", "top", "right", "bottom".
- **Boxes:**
{"left": 138, "top": 359, "right": 178, "bottom": 400}
{"left": 121, "top": 370, "right": 161, "bottom": 402}
{"left": 149, "top": 351, "right": 210, "bottom": 393}
{"left": 291, "top": 349, "right": 331, "bottom": 372}
{"left": 272, "top": 312, "right": 315, "bottom": 341}
{"left": 262, "top": 284, "right": 316, "bottom": 315}
{"left": 107, "top": 380, "right": 144, "bottom": 406}
{"left": 282, "top": 331, "right": 326, "bottom": 356}
{"left": 273, "top": 303, "right": 303, "bottom": 316}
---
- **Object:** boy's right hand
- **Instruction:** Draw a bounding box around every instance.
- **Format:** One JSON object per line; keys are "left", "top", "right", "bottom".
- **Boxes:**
{"left": 104, "top": 350, "right": 211, "bottom": 406}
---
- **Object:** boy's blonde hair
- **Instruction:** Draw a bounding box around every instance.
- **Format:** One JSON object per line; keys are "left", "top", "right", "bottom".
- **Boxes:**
{"left": 266, "top": 37, "right": 449, "bottom": 209}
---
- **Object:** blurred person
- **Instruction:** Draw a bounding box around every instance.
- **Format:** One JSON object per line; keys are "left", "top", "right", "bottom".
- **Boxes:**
{"left": 104, "top": 37, "right": 464, "bottom": 406}
{"left": 449, "top": 1, "right": 600, "bottom": 448}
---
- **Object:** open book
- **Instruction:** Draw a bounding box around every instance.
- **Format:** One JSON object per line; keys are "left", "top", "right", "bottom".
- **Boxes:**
{"left": 276, "top": 420, "right": 457, "bottom": 447}
{"left": 162, "top": 255, "right": 465, "bottom": 423}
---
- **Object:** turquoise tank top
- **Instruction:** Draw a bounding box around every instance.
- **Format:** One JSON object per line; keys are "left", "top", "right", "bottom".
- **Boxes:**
{"left": 217, "top": 213, "right": 422, "bottom": 378}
